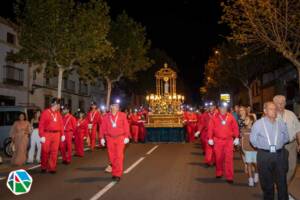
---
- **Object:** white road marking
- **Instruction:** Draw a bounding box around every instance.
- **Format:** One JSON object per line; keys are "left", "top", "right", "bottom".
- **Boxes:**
{"left": 146, "top": 145, "right": 159, "bottom": 155}
{"left": 90, "top": 156, "right": 146, "bottom": 200}
{"left": 90, "top": 181, "right": 116, "bottom": 200}
{"left": 124, "top": 157, "right": 145, "bottom": 174}
{"left": 0, "top": 147, "right": 92, "bottom": 181}
{"left": 27, "top": 164, "right": 41, "bottom": 170}
{"left": 289, "top": 194, "right": 296, "bottom": 200}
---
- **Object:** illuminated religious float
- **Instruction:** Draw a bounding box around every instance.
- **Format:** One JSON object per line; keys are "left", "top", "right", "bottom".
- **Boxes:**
{"left": 145, "top": 63, "right": 186, "bottom": 142}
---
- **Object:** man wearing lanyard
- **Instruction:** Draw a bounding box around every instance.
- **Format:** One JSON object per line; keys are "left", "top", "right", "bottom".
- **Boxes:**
{"left": 87, "top": 101, "right": 101, "bottom": 151}
{"left": 39, "top": 98, "right": 64, "bottom": 173}
{"left": 250, "top": 102, "right": 289, "bottom": 200}
{"left": 207, "top": 102, "right": 239, "bottom": 183}
{"left": 196, "top": 101, "right": 218, "bottom": 167}
{"left": 100, "top": 103, "right": 130, "bottom": 182}
{"left": 273, "top": 95, "right": 300, "bottom": 185}
{"left": 60, "top": 105, "right": 76, "bottom": 164}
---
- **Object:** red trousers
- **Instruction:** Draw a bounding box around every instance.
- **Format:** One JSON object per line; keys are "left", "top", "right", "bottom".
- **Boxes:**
{"left": 41, "top": 132, "right": 60, "bottom": 172}
{"left": 200, "top": 130, "right": 207, "bottom": 154}
{"left": 74, "top": 131, "right": 85, "bottom": 157}
{"left": 214, "top": 138, "right": 234, "bottom": 180}
{"left": 202, "top": 130, "right": 215, "bottom": 165}
{"left": 138, "top": 125, "right": 146, "bottom": 142}
{"left": 60, "top": 131, "right": 73, "bottom": 163}
{"left": 205, "top": 142, "right": 215, "bottom": 165}
{"left": 186, "top": 123, "right": 197, "bottom": 142}
{"left": 106, "top": 136, "right": 126, "bottom": 177}
{"left": 89, "top": 128, "right": 97, "bottom": 151}
{"left": 131, "top": 125, "right": 139, "bottom": 142}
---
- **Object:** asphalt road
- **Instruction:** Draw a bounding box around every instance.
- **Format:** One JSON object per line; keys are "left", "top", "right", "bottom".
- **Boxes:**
{"left": 0, "top": 143, "right": 265, "bottom": 200}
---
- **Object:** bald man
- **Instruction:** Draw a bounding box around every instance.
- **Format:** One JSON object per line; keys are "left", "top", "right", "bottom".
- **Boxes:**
{"left": 251, "top": 102, "right": 289, "bottom": 200}
{"left": 273, "top": 95, "right": 300, "bottom": 185}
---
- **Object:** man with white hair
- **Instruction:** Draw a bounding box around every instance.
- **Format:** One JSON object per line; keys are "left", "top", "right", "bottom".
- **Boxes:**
{"left": 273, "top": 95, "right": 300, "bottom": 184}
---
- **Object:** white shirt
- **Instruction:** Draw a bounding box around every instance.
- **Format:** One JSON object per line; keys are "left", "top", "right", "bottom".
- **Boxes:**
{"left": 277, "top": 109, "right": 300, "bottom": 142}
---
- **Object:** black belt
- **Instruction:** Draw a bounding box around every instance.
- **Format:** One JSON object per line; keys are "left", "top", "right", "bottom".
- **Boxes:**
{"left": 258, "top": 148, "right": 282, "bottom": 153}
{"left": 45, "top": 130, "right": 61, "bottom": 133}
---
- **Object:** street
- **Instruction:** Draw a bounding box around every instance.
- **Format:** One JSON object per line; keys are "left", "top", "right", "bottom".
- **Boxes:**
{"left": 0, "top": 143, "right": 266, "bottom": 200}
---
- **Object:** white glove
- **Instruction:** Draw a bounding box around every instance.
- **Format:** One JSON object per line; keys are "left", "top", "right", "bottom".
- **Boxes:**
{"left": 100, "top": 138, "right": 106, "bottom": 146}
{"left": 208, "top": 139, "right": 214, "bottom": 146}
{"left": 194, "top": 131, "right": 201, "bottom": 138}
{"left": 61, "top": 135, "right": 66, "bottom": 142}
{"left": 233, "top": 138, "right": 240, "bottom": 146}
{"left": 40, "top": 137, "right": 46, "bottom": 143}
{"left": 124, "top": 138, "right": 130, "bottom": 144}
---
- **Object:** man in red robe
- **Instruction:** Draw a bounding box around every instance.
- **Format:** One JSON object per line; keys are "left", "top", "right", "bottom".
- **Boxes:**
{"left": 86, "top": 101, "right": 101, "bottom": 151}
{"left": 100, "top": 104, "right": 130, "bottom": 182}
{"left": 208, "top": 102, "right": 240, "bottom": 183}
{"left": 60, "top": 105, "right": 76, "bottom": 164}
{"left": 39, "top": 98, "right": 63, "bottom": 173}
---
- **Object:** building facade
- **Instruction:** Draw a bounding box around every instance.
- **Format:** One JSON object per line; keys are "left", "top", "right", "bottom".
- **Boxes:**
{"left": 0, "top": 17, "right": 105, "bottom": 113}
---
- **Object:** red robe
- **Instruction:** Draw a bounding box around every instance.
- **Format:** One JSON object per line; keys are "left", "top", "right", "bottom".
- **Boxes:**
{"left": 39, "top": 108, "right": 63, "bottom": 172}
{"left": 208, "top": 112, "right": 239, "bottom": 181}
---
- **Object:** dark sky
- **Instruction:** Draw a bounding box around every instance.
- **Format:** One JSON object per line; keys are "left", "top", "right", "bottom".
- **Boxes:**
{"left": 1, "top": 0, "right": 225, "bottom": 104}
{"left": 107, "top": 0, "right": 225, "bottom": 103}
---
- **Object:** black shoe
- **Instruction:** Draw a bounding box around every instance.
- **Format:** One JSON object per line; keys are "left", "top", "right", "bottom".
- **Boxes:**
{"left": 62, "top": 161, "right": 70, "bottom": 165}
{"left": 49, "top": 171, "right": 56, "bottom": 174}
{"left": 226, "top": 180, "right": 234, "bottom": 184}
{"left": 112, "top": 176, "right": 121, "bottom": 182}
{"left": 216, "top": 176, "right": 223, "bottom": 179}
{"left": 41, "top": 169, "right": 47, "bottom": 173}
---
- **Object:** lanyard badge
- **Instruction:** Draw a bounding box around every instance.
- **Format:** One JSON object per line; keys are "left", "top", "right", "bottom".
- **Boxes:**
{"left": 49, "top": 110, "right": 57, "bottom": 122}
{"left": 262, "top": 118, "right": 278, "bottom": 153}
{"left": 219, "top": 114, "right": 228, "bottom": 125}
{"left": 110, "top": 114, "right": 119, "bottom": 128}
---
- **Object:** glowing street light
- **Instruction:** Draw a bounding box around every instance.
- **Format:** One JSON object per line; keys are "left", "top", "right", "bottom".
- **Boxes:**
{"left": 115, "top": 99, "right": 121, "bottom": 104}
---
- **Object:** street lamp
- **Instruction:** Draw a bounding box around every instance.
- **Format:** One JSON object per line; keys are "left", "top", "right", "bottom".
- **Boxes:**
{"left": 115, "top": 99, "right": 120, "bottom": 104}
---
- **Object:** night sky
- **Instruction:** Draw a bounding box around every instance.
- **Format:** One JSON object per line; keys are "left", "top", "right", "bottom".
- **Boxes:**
{"left": 1, "top": 0, "right": 225, "bottom": 104}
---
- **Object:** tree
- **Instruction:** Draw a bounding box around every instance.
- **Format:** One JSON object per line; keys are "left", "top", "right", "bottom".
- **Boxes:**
{"left": 204, "top": 42, "right": 281, "bottom": 106}
{"left": 221, "top": 0, "right": 300, "bottom": 89}
{"left": 86, "top": 12, "right": 152, "bottom": 107}
{"left": 8, "top": 0, "right": 112, "bottom": 98}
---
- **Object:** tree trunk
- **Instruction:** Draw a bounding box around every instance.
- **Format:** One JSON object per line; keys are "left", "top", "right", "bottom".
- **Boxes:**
{"left": 57, "top": 67, "right": 64, "bottom": 99}
{"left": 282, "top": 52, "right": 300, "bottom": 91}
{"left": 247, "top": 86, "right": 253, "bottom": 107}
{"left": 106, "top": 79, "right": 112, "bottom": 108}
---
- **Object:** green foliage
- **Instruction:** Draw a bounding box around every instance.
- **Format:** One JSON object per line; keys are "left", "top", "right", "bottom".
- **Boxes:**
{"left": 86, "top": 11, "right": 152, "bottom": 83}
{"left": 8, "top": 0, "right": 112, "bottom": 77}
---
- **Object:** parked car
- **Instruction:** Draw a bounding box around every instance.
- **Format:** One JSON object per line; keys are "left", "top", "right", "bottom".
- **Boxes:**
{"left": 0, "top": 106, "right": 40, "bottom": 157}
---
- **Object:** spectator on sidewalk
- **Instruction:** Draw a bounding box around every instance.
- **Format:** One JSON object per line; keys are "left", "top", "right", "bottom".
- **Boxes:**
{"left": 10, "top": 112, "right": 31, "bottom": 166}
{"left": 273, "top": 95, "right": 300, "bottom": 185}
{"left": 27, "top": 110, "right": 41, "bottom": 163}
{"left": 250, "top": 102, "right": 289, "bottom": 200}
{"left": 241, "top": 115, "right": 258, "bottom": 187}
{"left": 247, "top": 105, "right": 257, "bottom": 121}
{"left": 232, "top": 105, "right": 239, "bottom": 121}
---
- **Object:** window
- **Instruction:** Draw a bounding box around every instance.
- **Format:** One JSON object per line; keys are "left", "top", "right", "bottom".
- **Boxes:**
{"left": 68, "top": 99, "right": 72, "bottom": 111}
{"left": 7, "top": 32, "right": 16, "bottom": 45}
{"left": 44, "top": 95, "right": 52, "bottom": 109}
{"left": 0, "top": 111, "right": 23, "bottom": 126}
{"left": 79, "top": 100, "right": 85, "bottom": 112}
{"left": 3, "top": 65, "right": 24, "bottom": 86}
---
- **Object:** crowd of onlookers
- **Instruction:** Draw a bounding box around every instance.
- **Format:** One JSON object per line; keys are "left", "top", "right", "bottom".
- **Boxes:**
{"left": 187, "top": 95, "right": 299, "bottom": 200}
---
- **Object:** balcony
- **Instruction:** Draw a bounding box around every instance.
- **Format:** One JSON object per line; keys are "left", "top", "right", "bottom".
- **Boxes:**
{"left": 3, "top": 65, "right": 24, "bottom": 86}
{"left": 63, "top": 79, "right": 75, "bottom": 93}
{"left": 79, "top": 82, "right": 88, "bottom": 95}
